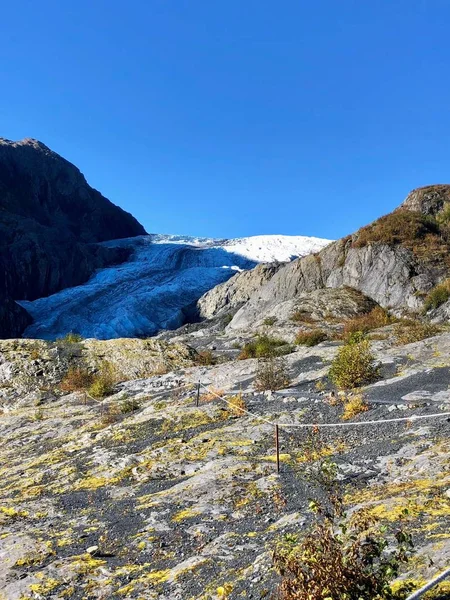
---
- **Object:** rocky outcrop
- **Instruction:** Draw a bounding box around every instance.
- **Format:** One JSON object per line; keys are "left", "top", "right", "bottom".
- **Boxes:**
{"left": 0, "top": 138, "right": 146, "bottom": 338}
{"left": 0, "top": 337, "right": 195, "bottom": 402}
{"left": 255, "top": 286, "right": 379, "bottom": 326}
{"left": 217, "top": 185, "right": 450, "bottom": 331}
{"left": 399, "top": 184, "right": 450, "bottom": 215}
{"left": 197, "top": 263, "right": 283, "bottom": 319}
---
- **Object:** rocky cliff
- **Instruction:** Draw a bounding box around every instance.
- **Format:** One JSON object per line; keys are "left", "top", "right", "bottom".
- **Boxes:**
{"left": 0, "top": 138, "right": 146, "bottom": 338}
{"left": 195, "top": 185, "right": 450, "bottom": 331}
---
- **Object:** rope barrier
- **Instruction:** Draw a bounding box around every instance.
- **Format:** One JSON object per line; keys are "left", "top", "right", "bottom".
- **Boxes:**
{"left": 405, "top": 567, "right": 450, "bottom": 600}
{"left": 198, "top": 382, "right": 450, "bottom": 430}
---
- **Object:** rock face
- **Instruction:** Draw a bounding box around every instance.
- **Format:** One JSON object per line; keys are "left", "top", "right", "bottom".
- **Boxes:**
{"left": 399, "top": 184, "right": 450, "bottom": 215}
{"left": 206, "top": 185, "right": 450, "bottom": 332}
{"left": 253, "top": 286, "right": 379, "bottom": 328}
{"left": 197, "top": 263, "right": 283, "bottom": 319}
{"left": 0, "top": 138, "right": 146, "bottom": 338}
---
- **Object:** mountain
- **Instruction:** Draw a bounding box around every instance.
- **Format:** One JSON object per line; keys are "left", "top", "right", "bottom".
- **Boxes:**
{"left": 196, "top": 185, "right": 450, "bottom": 332}
{"left": 18, "top": 233, "right": 332, "bottom": 340}
{"left": 0, "top": 138, "right": 146, "bottom": 338}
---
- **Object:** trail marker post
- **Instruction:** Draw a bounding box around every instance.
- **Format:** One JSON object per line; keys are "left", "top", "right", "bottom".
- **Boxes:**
{"left": 275, "top": 424, "right": 280, "bottom": 473}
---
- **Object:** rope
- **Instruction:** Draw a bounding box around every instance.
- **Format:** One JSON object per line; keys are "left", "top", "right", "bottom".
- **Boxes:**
{"left": 197, "top": 383, "right": 450, "bottom": 430}
{"left": 405, "top": 567, "right": 450, "bottom": 599}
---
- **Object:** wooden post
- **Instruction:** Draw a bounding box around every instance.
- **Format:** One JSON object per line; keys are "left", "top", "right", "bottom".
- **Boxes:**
{"left": 275, "top": 424, "right": 280, "bottom": 473}
{"left": 196, "top": 381, "right": 200, "bottom": 407}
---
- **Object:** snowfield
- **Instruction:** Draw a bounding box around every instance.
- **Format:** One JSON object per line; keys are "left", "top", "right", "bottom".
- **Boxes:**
{"left": 18, "top": 233, "right": 332, "bottom": 340}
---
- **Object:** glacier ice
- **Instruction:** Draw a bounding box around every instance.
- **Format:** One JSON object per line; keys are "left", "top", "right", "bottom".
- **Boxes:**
{"left": 18, "top": 233, "right": 331, "bottom": 340}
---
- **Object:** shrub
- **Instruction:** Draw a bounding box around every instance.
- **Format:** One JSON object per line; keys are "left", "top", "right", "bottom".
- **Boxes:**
{"left": 295, "top": 329, "right": 327, "bottom": 347}
{"left": 100, "top": 404, "right": 121, "bottom": 426}
{"left": 263, "top": 316, "right": 277, "bottom": 326}
{"left": 60, "top": 367, "right": 94, "bottom": 392}
{"left": 238, "top": 334, "right": 290, "bottom": 360}
{"left": 88, "top": 364, "right": 117, "bottom": 398}
{"left": 291, "top": 310, "right": 315, "bottom": 324}
{"left": 343, "top": 307, "right": 391, "bottom": 338}
{"left": 342, "top": 394, "right": 369, "bottom": 420}
{"left": 395, "top": 320, "right": 441, "bottom": 345}
{"left": 329, "top": 338, "right": 379, "bottom": 390}
{"left": 255, "top": 355, "right": 290, "bottom": 391}
{"left": 57, "top": 332, "right": 83, "bottom": 344}
{"left": 273, "top": 508, "right": 414, "bottom": 600}
{"left": 119, "top": 398, "right": 141, "bottom": 414}
{"left": 423, "top": 279, "right": 450, "bottom": 311}
{"left": 227, "top": 392, "right": 247, "bottom": 416}
{"left": 196, "top": 350, "right": 217, "bottom": 366}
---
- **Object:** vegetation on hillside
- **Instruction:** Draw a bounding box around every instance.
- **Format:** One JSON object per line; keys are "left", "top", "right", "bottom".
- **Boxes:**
{"left": 352, "top": 209, "right": 450, "bottom": 267}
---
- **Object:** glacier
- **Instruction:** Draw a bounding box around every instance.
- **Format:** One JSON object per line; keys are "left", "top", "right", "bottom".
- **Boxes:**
{"left": 18, "top": 234, "right": 332, "bottom": 340}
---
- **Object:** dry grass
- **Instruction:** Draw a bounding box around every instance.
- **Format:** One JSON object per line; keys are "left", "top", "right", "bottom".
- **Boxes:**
{"left": 60, "top": 367, "right": 94, "bottom": 392}
{"left": 201, "top": 387, "right": 225, "bottom": 403}
{"left": 291, "top": 310, "right": 315, "bottom": 324}
{"left": 343, "top": 307, "right": 391, "bottom": 338}
{"left": 394, "top": 320, "right": 441, "bottom": 345}
{"left": 353, "top": 209, "right": 450, "bottom": 267}
{"left": 295, "top": 329, "right": 328, "bottom": 346}
{"left": 255, "top": 355, "right": 291, "bottom": 391}
{"left": 196, "top": 350, "right": 217, "bottom": 366}
{"left": 226, "top": 392, "right": 247, "bottom": 416}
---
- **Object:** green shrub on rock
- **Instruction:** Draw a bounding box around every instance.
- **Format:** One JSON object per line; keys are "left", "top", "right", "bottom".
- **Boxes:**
{"left": 329, "top": 337, "right": 379, "bottom": 390}
{"left": 423, "top": 279, "right": 450, "bottom": 311}
{"left": 239, "top": 335, "right": 290, "bottom": 360}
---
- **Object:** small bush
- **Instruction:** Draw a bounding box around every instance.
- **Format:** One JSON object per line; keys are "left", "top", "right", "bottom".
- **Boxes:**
{"left": 255, "top": 355, "right": 290, "bottom": 391}
{"left": 227, "top": 392, "right": 247, "bottom": 416}
{"left": 273, "top": 508, "right": 414, "bottom": 600}
{"left": 395, "top": 320, "right": 441, "bottom": 345}
{"left": 295, "top": 329, "right": 328, "bottom": 347}
{"left": 100, "top": 404, "right": 121, "bottom": 426}
{"left": 238, "top": 334, "right": 290, "bottom": 360}
{"left": 88, "top": 364, "right": 117, "bottom": 398}
{"left": 60, "top": 367, "right": 94, "bottom": 392}
{"left": 423, "top": 279, "right": 450, "bottom": 311}
{"left": 343, "top": 307, "right": 391, "bottom": 338}
{"left": 329, "top": 338, "right": 379, "bottom": 390}
{"left": 57, "top": 332, "right": 83, "bottom": 344}
{"left": 291, "top": 310, "right": 315, "bottom": 324}
{"left": 196, "top": 350, "right": 217, "bottom": 366}
{"left": 342, "top": 394, "right": 369, "bottom": 420}
{"left": 263, "top": 316, "right": 277, "bottom": 326}
{"left": 120, "top": 398, "right": 141, "bottom": 414}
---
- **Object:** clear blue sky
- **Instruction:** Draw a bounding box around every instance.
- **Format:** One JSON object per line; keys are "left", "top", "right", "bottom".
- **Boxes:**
{"left": 1, "top": 0, "right": 450, "bottom": 239}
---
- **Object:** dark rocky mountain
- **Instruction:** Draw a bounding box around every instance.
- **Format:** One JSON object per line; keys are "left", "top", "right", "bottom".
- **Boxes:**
{"left": 0, "top": 137, "right": 146, "bottom": 338}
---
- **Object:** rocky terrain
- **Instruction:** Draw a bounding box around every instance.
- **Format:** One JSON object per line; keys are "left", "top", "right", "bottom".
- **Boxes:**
{"left": 195, "top": 185, "right": 450, "bottom": 333}
{"left": 0, "top": 138, "right": 146, "bottom": 338}
{"left": 1, "top": 309, "right": 450, "bottom": 598}
{"left": 1, "top": 184, "right": 450, "bottom": 599}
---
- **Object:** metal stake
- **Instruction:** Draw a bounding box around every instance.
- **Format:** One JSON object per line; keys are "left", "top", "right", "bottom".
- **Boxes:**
{"left": 275, "top": 424, "right": 280, "bottom": 473}
{"left": 196, "top": 381, "right": 200, "bottom": 407}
